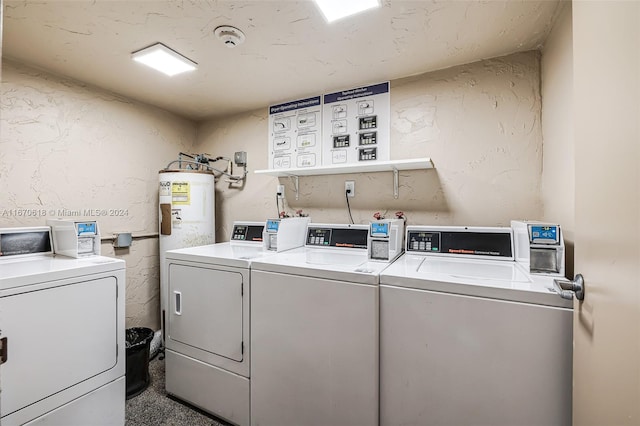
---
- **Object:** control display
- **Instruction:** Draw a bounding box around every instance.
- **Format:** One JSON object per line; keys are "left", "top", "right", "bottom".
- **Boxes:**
{"left": 407, "top": 231, "right": 512, "bottom": 257}
{"left": 308, "top": 228, "right": 331, "bottom": 246}
{"left": 529, "top": 225, "right": 559, "bottom": 245}
{"left": 370, "top": 222, "right": 389, "bottom": 237}
{"left": 359, "top": 132, "right": 377, "bottom": 146}
{"left": 358, "top": 147, "right": 377, "bottom": 161}
{"left": 333, "top": 135, "right": 350, "bottom": 148}
{"left": 266, "top": 219, "right": 280, "bottom": 232}
{"left": 359, "top": 115, "right": 377, "bottom": 130}
{"left": 407, "top": 231, "right": 441, "bottom": 253}
{"left": 77, "top": 222, "right": 97, "bottom": 235}
{"left": 232, "top": 225, "right": 264, "bottom": 241}
{"left": 307, "top": 227, "right": 368, "bottom": 249}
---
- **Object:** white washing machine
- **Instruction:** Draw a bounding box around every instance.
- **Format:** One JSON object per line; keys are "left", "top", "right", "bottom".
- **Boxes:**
{"left": 0, "top": 227, "right": 125, "bottom": 426}
{"left": 379, "top": 224, "right": 573, "bottom": 426}
{"left": 249, "top": 223, "right": 391, "bottom": 426}
{"left": 163, "top": 219, "right": 309, "bottom": 426}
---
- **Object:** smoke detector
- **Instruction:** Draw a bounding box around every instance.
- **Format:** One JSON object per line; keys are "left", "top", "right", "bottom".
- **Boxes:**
{"left": 214, "top": 26, "right": 246, "bottom": 48}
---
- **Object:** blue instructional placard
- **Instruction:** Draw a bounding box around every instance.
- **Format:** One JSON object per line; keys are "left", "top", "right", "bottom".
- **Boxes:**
{"left": 323, "top": 82, "right": 389, "bottom": 104}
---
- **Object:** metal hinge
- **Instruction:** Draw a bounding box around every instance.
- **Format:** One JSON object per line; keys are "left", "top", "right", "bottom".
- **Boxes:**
{"left": 1, "top": 337, "right": 8, "bottom": 365}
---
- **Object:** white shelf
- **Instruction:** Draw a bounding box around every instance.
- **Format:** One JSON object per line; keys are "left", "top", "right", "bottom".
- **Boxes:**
{"left": 254, "top": 158, "right": 433, "bottom": 177}
{"left": 254, "top": 158, "right": 433, "bottom": 199}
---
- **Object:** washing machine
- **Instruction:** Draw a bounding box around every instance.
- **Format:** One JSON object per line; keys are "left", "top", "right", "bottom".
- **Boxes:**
{"left": 249, "top": 223, "right": 393, "bottom": 426}
{"left": 163, "top": 218, "right": 309, "bottom": 426}
{"left": 0, "top": 226, "right": 125, "bottom": 426}
{"left": 379, "top": 224, "right": 573, "bottom": 426}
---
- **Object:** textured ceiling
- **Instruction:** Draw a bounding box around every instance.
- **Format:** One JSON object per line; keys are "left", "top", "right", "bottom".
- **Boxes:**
{"left": 2, "top": 0, "right": 562, "bottom": 121}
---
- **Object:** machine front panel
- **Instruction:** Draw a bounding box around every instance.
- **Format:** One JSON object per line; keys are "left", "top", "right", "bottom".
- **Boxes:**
{"left": 1, "top": 277, "right": 118, "bottom": 417}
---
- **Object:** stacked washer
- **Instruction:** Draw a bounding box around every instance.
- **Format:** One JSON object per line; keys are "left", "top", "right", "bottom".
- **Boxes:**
{"left": 249, "top": 223, "right": 397, "bottom": 426}
{"left": 163, "top": 218, "right": 309, "bottom": 426}
{"left": 379, "top": 224, "right": 573, "bottom": 426}
{"left": 0, "top": 226, "right": 125, "bottom": 426}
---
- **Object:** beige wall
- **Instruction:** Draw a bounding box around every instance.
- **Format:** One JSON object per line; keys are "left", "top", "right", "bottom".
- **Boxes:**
{"left": 197, "top": 51, "right": 544, "bottom": 240}
{"left": 0, "top": 59, "right": 196, "bottom": 329}
{"left": 541, "top": 1, "right": 574, "bottom": 277}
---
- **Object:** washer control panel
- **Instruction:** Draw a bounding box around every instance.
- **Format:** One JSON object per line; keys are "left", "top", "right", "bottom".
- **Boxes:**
{"left": 407, "top": 231, "right": 441, "bottom": 253}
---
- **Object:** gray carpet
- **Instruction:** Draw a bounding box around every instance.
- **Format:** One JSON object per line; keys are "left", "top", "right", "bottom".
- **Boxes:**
{"left": 125, "top": 354, "right": 231, "bottom": 426}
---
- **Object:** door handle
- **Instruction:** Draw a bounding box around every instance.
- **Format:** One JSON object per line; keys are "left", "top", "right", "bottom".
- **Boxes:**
{"left": 553, "top": 273, "right": 585, "bottom": 301}
{"left": 0, "top": 337, "right": 7, "bottom": 364}
{"left": 174, "top": 291, "right": 182, "bottom": 315}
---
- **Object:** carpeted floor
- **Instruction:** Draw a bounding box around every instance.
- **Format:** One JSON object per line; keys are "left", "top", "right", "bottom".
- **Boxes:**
{"left": 125, "top": 354, "right": 231, "bottom": 426}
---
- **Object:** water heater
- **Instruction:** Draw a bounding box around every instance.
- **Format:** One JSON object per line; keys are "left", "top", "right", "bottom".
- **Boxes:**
{"left": 158, "top": 169, "right": 215, "bottom": 340}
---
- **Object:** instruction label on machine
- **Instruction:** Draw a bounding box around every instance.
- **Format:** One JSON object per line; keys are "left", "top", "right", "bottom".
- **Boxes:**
{"left": 322, "top": 82, "right": 390, "bottom": 166}
{"left": 171, "top": 182, "right": 190, "bottom": 205}
{"left": 269, "top": 96, "right": 322, "bottom": 169}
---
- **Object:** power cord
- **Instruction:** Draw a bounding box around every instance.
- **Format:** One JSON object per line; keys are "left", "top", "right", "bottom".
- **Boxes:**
{"left": 345, "top": 189, "right": 354, "bottom": 224}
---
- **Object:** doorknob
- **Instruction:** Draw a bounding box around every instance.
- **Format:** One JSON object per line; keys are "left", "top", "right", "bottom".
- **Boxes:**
{"left": 553, "top": 274, "right": 585, "bottom": 301}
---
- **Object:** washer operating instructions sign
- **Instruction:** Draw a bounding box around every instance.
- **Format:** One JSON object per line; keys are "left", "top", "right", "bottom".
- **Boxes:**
{"left": 322, "top": 82, "right": 390, "bottom": 166}
{"left": 268, "top": 82, "right": 390, "bottom": 170}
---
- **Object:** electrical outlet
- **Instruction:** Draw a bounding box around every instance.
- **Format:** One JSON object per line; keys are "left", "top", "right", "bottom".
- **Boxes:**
{"left": 345, "top": 181, "right": 355, "bottom": 197}
{"left": 277, "top": 184, "right": 285, "bottom": 199}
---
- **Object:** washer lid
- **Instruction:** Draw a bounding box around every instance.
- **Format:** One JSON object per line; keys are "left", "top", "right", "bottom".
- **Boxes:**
{"left": 250, "top": 247, "right": 388, "bottom": 285}
{"left": 380, "top": 254, "right": 572, "bottom": 308}
{"left": 417, "top": 257, "right": 530, "bottom": 282}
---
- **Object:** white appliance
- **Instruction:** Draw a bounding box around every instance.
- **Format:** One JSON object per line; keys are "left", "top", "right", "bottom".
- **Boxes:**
{"left": 163, "top": 219, "right": 308, "bottom": 426}
{"left": 0, "top": 227, "right": 125, "bottom": 426}
{"left": 379, "top": 224, "right": 573, "bottom": 426}
{"left": 367, "top": 218, "right": 404, "bottom": 262}
{"left": 47, "top": 219, "right": 101, "bottom": 257}
{"left": 159, "top": 169, "right": 216, "bottom": 343}
{"left": 249, "top": 223, "right": 390, "bottom": 426}
{"left": 512, "top": 219, "right": 566, "bottom": 276}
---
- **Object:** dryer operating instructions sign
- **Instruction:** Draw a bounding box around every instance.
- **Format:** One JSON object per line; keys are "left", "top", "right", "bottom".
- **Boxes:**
{"left": 268, "top": 96, "right": 322, "bottom": 170}
{"left": 268, "top": 82, "right": 390, "bottom": 170}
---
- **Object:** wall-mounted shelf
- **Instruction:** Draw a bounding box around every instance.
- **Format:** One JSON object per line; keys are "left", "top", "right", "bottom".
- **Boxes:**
{"left": 254, "top": 158, "right": 433, "bottom": 199}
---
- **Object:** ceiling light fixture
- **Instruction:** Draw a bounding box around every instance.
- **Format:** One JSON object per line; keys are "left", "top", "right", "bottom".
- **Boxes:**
{"left": 131, "top": 43, "right": 197, "bottom": 77}
{"left": 313, "top": 0, "right": 381, "bottom": 23}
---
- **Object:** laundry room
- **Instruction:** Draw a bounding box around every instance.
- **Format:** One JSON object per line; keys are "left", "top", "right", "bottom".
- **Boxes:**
{"left": 1, "top": 1, "right": 638, "bottom": 426}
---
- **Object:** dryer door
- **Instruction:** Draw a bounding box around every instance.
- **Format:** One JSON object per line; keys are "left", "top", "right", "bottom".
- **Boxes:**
{"left": 168, "top": 264, "right": 243, "bottom": 362}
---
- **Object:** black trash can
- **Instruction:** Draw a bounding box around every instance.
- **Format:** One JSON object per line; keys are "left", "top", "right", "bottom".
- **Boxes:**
{"left": 125, "top": 327, "right": 154, "bottom": 399}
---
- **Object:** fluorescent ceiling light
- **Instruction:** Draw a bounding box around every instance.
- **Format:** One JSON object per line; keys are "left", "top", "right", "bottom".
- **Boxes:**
{"left": 131, "top": 43, "right": 197, "bottom": 77}
{"left": 313, "top": 0, "right": 380, "bottom": 23}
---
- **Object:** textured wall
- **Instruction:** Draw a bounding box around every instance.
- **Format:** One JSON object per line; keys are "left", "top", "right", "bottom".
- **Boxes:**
{"left": 541, "top": 2, "right": 574, "bottom": 276}
{"left": 196, "top": 51, "right": 543, "bottom": 240}
{"left": 0, "top": 59, "right": 196, "bottom": 329}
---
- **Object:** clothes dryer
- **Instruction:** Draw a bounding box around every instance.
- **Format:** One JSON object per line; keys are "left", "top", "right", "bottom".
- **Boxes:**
{"left": 163, "top": 218, "right": 309, "bottom": 426}
{"left": 0, "top": 227, "right": 125, "bottom": 426}
{"left": 379, "top": 225, "right": 573, "bottom": 426}
{"left": 249, "top": 223, "right": 392, "bottom": 426}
